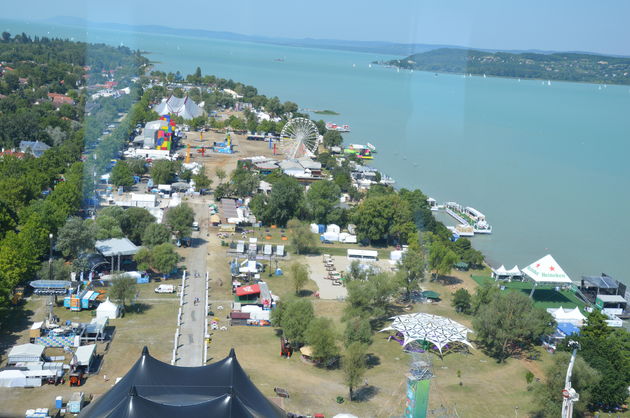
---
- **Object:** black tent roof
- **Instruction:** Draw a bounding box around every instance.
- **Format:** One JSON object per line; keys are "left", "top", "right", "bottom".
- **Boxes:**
{"left": 79, "top": 347, "right": 286, "bottom": 418}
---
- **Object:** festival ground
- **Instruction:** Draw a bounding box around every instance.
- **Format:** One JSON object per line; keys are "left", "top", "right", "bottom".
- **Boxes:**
{"left": 1, "top": 131, "right": 623, "bottom": 417}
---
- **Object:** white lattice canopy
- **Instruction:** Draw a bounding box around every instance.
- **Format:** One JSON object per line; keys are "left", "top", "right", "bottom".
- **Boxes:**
{"left": 380, "top": 313, "right": 473, "bottom": 354}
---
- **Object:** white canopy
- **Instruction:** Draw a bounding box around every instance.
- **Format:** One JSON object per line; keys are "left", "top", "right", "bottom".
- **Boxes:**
{"left": 493, "top": 265, "right": 522, "bottom": 277}
{"left": 506, "top": 265, "right": 522, "bottom": 276}
{"left": 96, "top": 297, "right": 120, "bottom": 320}
{"left": 546, "top": 306, "right": 586, "bottom": 325}
{"left": 74, "top": 344, "right": 96, "bottom": 366}
{"left": 8, "top": 343, "right": 44, "bottom": 363}
{"left": 522, "top": 254, "right": 572, "bottom": 284}
{"left": 380, "top": 313, "right": 473, "bottom": 354}
{"left": 492, "top": 265, "right": 508, "bottom": 276}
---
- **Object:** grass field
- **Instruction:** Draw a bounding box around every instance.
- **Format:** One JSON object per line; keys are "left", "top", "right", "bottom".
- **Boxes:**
{"left": 0, "top": 284, "right": 179, "bottom": 416}
{"left": 471, "top": 275, "right": 587, "bottom": 311}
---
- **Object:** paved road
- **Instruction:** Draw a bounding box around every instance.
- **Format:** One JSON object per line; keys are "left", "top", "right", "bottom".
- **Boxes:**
{"left": 175, "top": 199, "right": 210, "bottom": 367}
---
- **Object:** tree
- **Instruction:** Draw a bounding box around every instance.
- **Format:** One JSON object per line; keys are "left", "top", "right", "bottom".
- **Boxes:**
{"left": 532, "top": 352, "right": 600, "bottom": 418}
{"left": 289, "top": 261, "right": 309, "bottom": 295}
{"left": 305, "top": 180, "right": 341, "bottom": 224}
{"left": 120, "top": 207, "right": 155, "bottom": 244}
{"left": 192, "top": 166, "right": 212, "bottom": 191}
{"left": 150, "top": 243, "right": 179, "bottom": 276}
{"left": 95, "top": 215, "right": 124, "bottom": 240}
{"left": 133, "top": 247, "right": 152, "bottom": 271}
{"left": 150, "top": 160, "right": 175, "bottom": 184}
{"left": 344, "top": 316, "right": 373, "bottom": 347}
{"left": 397, "top": 238, "right": 425, "bottom": 299}
{"left": 215, "top": 167, "right": 226, "bottom": 184}
{"left": 230, "top": 167, "right": 259, "bottom": 197}
{"left": 56, "top": 216, "right": 96, "bottom": 258}
{"left": 109, "top": 274, "right": 137, "bottom": 307}
{"left": 353, "top": 194, "right": 415, "bottom": 245}
{"left": 451, "top": 288, "right": 472, "bottom": 314}
{"left": 213, "top": 182, "right": 231, "bottom": 200}
{"left": 37, "top": 258, "right": 72, "bottom": 281}
{"left": 323, "top": 130, "right": 343, "bottom": 148}
{"left": 261, "top": 176, "right": 304, "bottom": 226}
{"left": 110, "top": 161, "right": 134, "bottom": 189}
{"left": 428, "top": 240, "right": 458, "bottom": 280}
{"left": 287, "top": 218, "right": 317, "bottom": 255}
{"left": 305, "top": 317, "right": 339, "bottom": 364}
{"left": 473, "top": 292, "right": 554, "bottom": 362}
{"left": 576, "top": 311, "right": 630, "bottom": 410}
{"left": 272, "top": 298, "right": 314, "bottom": 345}
{"left": 471, "top": 282, "right": 500, "bottom": 314}
{"left": 165, "top": 203, "right": 194, "bottom": 239}
{"left": 126, "top": 159, "right": 147, "bottom": 176}
{"left": 142, "top": 223, "right": 171, "bottom": 247}
{"left": 343, "top": 342, "right": 368, "bottom": 401}
{"left": 344, "top": 272, "right": 396, "bottom": 320}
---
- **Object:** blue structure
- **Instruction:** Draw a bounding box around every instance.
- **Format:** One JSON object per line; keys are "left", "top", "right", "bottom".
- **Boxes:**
{"left": 557, "top": 322, "right": 580, "bottom": 337}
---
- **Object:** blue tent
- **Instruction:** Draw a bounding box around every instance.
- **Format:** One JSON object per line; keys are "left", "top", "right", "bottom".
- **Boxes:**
{"left": 557, "top": 322, "right": 580, "bottom": 337}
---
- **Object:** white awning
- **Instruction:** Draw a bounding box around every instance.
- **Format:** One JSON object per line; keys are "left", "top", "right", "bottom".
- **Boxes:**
{"left": 522, "top": 254, "right": 572, "bottom": 284}
{"left": 75, "top": 344, "right": 96, "bottom": 366}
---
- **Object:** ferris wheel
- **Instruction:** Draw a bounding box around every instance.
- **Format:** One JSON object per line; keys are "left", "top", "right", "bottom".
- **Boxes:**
{"left": 279, "top": 117, "right": 319, "bottom": 159}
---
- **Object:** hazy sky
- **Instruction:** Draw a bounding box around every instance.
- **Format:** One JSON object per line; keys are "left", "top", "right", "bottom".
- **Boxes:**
{"left": 4, "top": 0, "right": 630, "bottom": 55}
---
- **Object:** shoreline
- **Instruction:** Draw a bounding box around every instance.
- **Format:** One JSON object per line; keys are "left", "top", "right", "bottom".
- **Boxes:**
{"left": 374, "top": 63, "right": 630, "bottom": 87}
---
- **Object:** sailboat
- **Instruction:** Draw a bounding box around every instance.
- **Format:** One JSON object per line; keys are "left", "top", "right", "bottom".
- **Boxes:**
{"left": 547, "top": 80, "right": 551, "bottom": 86}
{"left": 368, "top": 63, "right": 372, "bottom": 68}
{"left": 483, "top": 74, "right": 487, "bottom": 78}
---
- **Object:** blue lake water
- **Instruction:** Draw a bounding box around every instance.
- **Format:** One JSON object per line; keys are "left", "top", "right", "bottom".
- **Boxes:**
{"left": 4, "top": 19, "right": 630, "bottom": 285}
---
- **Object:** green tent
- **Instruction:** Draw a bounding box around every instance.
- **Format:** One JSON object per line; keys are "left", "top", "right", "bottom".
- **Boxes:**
{"left": 422, "top": 290, "right": 441, "bottom": 300}
{"left": 454, "top": 262, "right": 469, "bottom": 271}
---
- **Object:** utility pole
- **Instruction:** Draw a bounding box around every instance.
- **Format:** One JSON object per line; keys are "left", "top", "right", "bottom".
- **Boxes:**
{"left": 561, "top": 341, "right": 580, "bottom": 418}
{"left": 48, "top": 233, "right": 54, "bottom": 321}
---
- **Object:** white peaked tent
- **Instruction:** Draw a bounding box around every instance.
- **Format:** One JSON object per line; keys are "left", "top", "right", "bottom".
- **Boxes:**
{"left": 492, "top": 265, "right": 523, "bottom": 279}
{"left": 380, "top": 313, "right": 473, "bottom": 356}
{"left": 506, "top": 265, "right": 522, "bottom": 277}
{"left": 492, "top": 265, "right": 508, "bottom": 277}
{"left": 96, "top": 298, "right": 120, "bottom": 320}
{"left": 523, "top": 254, "right": 572, "bottom": 284}
{"left": 152, "top": 95, "right": 203, "bottom": 120}
{"left": 546, "top": 306, "right": 586, "bottom": 326}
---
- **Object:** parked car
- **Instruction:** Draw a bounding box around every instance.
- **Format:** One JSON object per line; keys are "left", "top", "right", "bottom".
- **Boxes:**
{"left": 155, "top": 284, "right": 175, "bottom": 293}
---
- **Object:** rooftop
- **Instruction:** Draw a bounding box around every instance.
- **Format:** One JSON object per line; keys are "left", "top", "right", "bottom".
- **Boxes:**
{"left": 95, "top": 238, "right": 139, "bottom": 257}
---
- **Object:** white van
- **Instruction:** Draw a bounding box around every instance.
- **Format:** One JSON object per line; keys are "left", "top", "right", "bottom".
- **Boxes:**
{"left": 155, "top": 284, "right": 175, "bottom": 294}
{"left": 192, "top": 221, "right": 199, "bottom": 231}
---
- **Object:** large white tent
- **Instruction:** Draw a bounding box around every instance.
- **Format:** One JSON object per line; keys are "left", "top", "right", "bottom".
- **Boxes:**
{"left": 546, "top": 306, "right": 587, "bottom": 326}
{"left": 153, "top": 95, "right": 203, "bottom": 120}
{"left": 380, "top": 313, "right": 473, "bottom": 355}
{"left": 522, "top": 254, "right": 572, "bottom": 284}
{"left": 7, "top": 343, "right": 44, "bottom": 364}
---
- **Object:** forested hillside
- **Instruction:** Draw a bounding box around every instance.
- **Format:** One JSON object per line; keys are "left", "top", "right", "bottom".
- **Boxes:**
{"left": 383, "top": 48, "right": 630, "bottom": 84}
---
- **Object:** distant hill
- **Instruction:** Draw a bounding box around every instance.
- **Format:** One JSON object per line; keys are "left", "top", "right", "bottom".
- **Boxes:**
{"left": 49, "top": 17, "right": 591, "bottom": 57}
{"left": 382, "top": 48, "right": 630, "bottom": 84}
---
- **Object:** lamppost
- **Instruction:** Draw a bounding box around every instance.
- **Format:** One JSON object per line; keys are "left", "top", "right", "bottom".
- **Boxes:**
{"left": 48, "top": 233, "right": 54, "bottom": 280}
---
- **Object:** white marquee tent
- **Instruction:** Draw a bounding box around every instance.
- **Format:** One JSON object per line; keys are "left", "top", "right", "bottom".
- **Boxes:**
{"left": 522, "top": 254, "right": 572, "bottom": 284}
{"left": 492, "top": 265, "right": 523, "bottom": 279}
{"left": 380, "top": 313, "right": 473, "bottom": 355}
{"left": 96, "top": 298, "right": 121, "bottom": 320}
{"left": 546, "top": 306, "right": 587, "bottom": 326}
{"left": 152, "top": 95, "right": 203, "bottom": 120}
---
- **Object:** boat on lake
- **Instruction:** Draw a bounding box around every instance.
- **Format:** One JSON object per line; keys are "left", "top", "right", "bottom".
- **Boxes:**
{"left": 344, "top": 144, "right": 374, "bottom": 160}
{"left": 325, "top": 122, "right": 351, "bottom": 132}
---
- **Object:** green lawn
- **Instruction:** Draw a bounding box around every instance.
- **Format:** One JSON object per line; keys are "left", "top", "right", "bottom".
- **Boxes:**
{"left": 471, "top": 276, "right": 587, "bottom": 311}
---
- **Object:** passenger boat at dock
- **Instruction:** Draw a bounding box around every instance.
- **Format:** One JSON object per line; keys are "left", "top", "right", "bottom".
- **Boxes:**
{"left": 325, "top": 122, "right": 351, "bottom": 132}
{"left": 443, "top": 202, "right": 493, "bottom": 235}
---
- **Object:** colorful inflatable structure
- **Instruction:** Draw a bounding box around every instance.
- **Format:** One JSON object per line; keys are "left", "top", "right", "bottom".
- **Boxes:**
{"left": 213, "top": 133, "right": 234, "bottom": 154}
{"left": 155, "top": 115, "right": 176, "bottom": 151}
